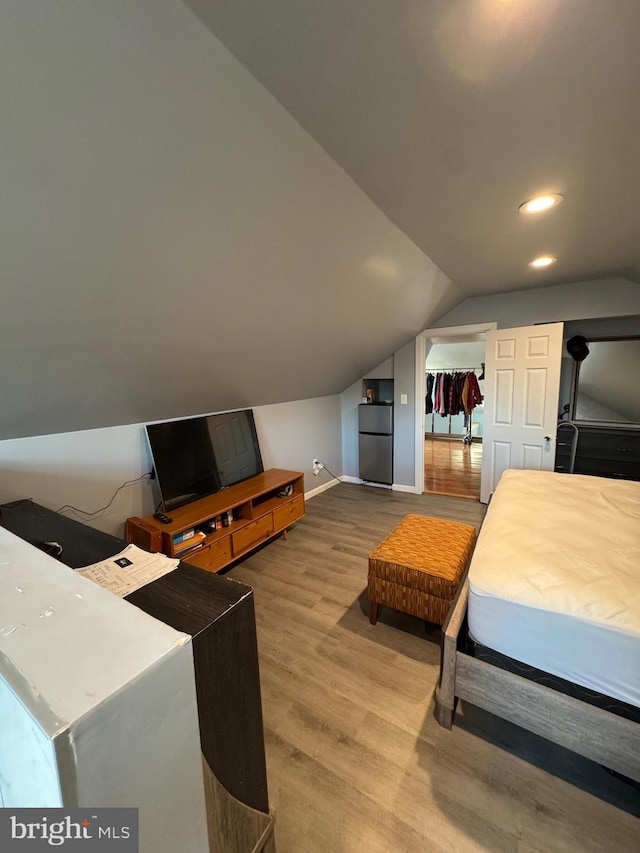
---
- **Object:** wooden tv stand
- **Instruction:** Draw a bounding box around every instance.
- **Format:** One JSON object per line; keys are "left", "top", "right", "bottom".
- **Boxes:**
{"left": 126, "top": 469, "right": 305, "bottom": 573}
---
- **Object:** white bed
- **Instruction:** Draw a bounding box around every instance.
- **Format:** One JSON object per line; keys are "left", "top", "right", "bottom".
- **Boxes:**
{"left": 468, "top": 469, "right": 640, "bottom": 709}
{"left": 435, "top": 468, "right": 640, "bottom": 782}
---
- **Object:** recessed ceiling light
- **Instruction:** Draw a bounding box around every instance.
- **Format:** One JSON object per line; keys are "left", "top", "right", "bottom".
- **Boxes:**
{"left": 519, "top": 194, "right": 563, "bottom": 214}
{"left": 529, "top": 256, "right": 557, "bottom": 268}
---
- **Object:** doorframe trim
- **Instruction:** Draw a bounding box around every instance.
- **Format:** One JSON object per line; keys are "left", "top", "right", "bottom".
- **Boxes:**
{"left": 414, "top": 322, "right": 497, "bottom": 495}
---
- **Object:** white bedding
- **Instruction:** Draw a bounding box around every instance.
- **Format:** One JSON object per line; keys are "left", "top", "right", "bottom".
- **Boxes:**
{"left": 468, "top": 469, "right": 640, "bottom": 708}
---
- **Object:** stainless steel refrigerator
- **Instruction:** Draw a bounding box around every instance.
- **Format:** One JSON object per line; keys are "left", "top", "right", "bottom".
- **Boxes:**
{"left": 358, "top": 404, "right": 393, "bottom": 484}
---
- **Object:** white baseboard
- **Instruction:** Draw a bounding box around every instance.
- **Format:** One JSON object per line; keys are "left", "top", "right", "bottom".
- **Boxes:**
{"left": 339, "top": 476, "right": 414, "bottom": 492}
{"left": 304, "top": 477, "right": 341, "bottom": 500}
{"left": 346, "top": 477, "right": 391, "bottom": 490}
{"left": 306, "top": 475, "right": 417, "bottom": 495}
{"left": 392, "top": 483, "right": 419, "bottom": 494}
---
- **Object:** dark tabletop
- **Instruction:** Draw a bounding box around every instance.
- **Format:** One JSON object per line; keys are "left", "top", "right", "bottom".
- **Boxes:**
{"left": 0, "top": 500, "right": 252, "bottom": 636}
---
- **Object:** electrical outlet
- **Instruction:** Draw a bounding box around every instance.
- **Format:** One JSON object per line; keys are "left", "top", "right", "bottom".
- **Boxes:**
{"left": 312, "top": 458, "right": 323, "bottom": 476}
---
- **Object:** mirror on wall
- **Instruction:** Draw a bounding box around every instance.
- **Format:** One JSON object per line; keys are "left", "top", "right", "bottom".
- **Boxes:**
{"left": 572, "top": 338, "right": 640, "bottom": 424}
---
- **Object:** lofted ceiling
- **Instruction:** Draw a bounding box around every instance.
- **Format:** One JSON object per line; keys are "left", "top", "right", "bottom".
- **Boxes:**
{"left": 185, "top": 0, "right": 640, "bottom": 296}
{"left": 0, "top": 0, "right": 460, "bottom": 440}
{"left": 2, "top": 1, "right": 638, "bottom": 441}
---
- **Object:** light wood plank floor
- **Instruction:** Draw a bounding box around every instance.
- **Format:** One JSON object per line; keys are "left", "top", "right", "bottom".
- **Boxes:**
{"left": 424, "top": 438, "right": 482, "bottom": 500}
{"left": 228, "top": 484, "right": 640, "bottom": 853}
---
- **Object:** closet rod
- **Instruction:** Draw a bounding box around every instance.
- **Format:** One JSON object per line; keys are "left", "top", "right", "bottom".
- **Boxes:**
{"left": 425, "top": 367, "right": 482, "bottom": 372}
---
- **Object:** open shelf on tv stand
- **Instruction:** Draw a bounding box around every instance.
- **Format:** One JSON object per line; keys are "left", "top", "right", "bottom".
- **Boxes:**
{"left": 126, "top": 468, "right": 305, "bottom": 573}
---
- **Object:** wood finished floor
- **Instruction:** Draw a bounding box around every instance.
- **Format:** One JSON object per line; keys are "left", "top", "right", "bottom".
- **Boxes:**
{"left": 228, "top": 484, "right": 640, "bottom": 853}
{"left": 424, "top": 438, "right": 482, "bottom": 501}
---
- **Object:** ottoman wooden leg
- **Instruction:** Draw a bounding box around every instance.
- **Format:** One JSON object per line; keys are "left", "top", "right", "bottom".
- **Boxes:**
{"left": 369, "top": 601, "right": 379, "bottom": 625}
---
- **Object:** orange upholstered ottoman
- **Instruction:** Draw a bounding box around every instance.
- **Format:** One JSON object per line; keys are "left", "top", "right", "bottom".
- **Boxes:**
{"left": 368, "top": 514, "right": 476, "bottom": 626}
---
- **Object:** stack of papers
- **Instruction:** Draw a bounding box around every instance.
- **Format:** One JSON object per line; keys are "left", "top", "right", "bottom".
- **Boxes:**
{"left": 77, "top": 544, "right": 179, "bottom": 598}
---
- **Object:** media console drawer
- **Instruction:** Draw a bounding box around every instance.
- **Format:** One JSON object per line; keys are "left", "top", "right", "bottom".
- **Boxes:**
{"left": 186, "top": 537, "right": 232, "bottom": 573}
{"left": 232, "top": 514, "right": 274, "bottom": 556}
{"left": 273, "top": 496, "right": 304, "bottom": 531}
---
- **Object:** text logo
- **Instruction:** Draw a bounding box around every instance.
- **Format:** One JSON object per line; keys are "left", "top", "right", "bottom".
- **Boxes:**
{"left": 0, "top": 809, "right": 138, "bottom": 851}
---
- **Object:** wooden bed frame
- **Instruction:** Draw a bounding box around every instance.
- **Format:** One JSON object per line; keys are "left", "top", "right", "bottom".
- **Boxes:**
{"left": 435, "top": 577, "right": 640, "bottom": 783}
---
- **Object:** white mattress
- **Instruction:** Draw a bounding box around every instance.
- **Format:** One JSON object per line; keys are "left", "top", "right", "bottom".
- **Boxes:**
{"left": 468, "top": 469, "right": 640, "bottom": 708}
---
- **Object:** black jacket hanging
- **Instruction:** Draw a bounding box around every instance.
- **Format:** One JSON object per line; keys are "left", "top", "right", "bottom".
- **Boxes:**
{"left": 425, "top": 373, "right": 435, "bottom": 414}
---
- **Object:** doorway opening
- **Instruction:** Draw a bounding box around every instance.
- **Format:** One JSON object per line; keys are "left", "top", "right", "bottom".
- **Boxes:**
{"left": 414, "top": 322, "right": 496, "bottom": 502}
{"left": 424, "top": 341, "right": 485, "bottom": 500}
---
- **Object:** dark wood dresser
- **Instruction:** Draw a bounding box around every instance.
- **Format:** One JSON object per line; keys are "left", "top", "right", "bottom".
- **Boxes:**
{"left": 555, "top": 424, "right": 640, "bottom": 481}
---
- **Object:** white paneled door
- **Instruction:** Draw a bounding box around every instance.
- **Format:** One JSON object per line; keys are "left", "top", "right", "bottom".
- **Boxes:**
{"left": 480, "top": 323, "right": 564, "bottom": 503}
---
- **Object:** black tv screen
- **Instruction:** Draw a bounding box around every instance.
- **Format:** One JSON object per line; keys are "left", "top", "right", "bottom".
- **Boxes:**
{"left": 145, "top": 409, "right": 264, "bottom": 511}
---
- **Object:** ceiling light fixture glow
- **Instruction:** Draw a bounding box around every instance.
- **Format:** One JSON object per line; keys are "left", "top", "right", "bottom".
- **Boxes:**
{"left": 519, "top": 194, "right": 563, "bottom": 214}
{"left": 529, "top": 256, "right": 557, "bottom": 268}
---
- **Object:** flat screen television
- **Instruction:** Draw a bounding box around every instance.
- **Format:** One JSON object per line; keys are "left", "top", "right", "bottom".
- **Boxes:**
{"left": 145, "top": 409, "right": 264, "bottom": 511}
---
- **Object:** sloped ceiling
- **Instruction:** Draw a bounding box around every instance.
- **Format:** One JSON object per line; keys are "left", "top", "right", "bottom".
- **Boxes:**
{"left": 186, "top": 0, "right": 640, "bottom": 294}
{"left": 3, "top": 2, "right": 639, "bottom": 442}
{"left": 0, "top": 0, "right": 459, "bottom": 440}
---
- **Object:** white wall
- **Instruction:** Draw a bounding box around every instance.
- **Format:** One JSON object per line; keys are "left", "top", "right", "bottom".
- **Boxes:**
{"left": 340, "top": 383, "right": 363, "bottom": 482}
{"left": 340, "top": 356, "right": 395, "bottom": 482}
{"left": 425, "top": 342, "right": 486, "bottom": 371}
{"left": 0, "top": 396, "right": 342, "bottom": 538}
{"left": 433, "top": 277, "right": 640, "bottom": 329}
{"left": 365, "top": 356, "right": 395, "bottom": 380}
{"left": 392, "top": 341, "right": 418, "bottom": 488}
{"left": 255, "top": 396, "right": 342, "bottom": 488}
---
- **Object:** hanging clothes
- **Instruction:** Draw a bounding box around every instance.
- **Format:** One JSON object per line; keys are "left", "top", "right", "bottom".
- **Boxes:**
{"left": 433, "top": 372, "right": 443, "bottom": 414}
{"left": 425, "top": 372, "right": 435, "bottom": 414}
{"left": 426, "top": 369, "right": 483, "bottom": 416}
{"left": 441, "top": 373, "right": 450, "bottom": 416}
{"left": 462, "top": 372, "right": 483, "bottom": 414}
